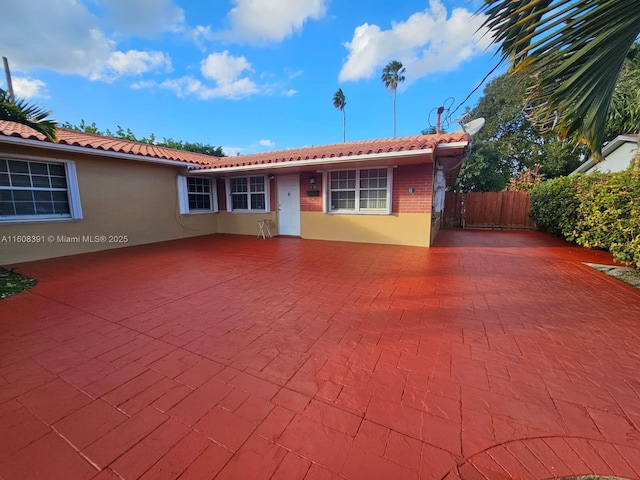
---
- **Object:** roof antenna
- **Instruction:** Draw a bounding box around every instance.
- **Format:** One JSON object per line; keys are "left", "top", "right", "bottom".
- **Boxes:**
{"left": 2, "top": 57, "right": 15, "bottom": 102}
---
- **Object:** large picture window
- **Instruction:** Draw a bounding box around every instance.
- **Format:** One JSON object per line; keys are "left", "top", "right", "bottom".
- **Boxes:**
{"left": 227, "top": 176, "right": 268, "bottom": 212}
{"left": 0, "top": 158, "right": 82, "bottom": 222}
{"left": 328, "top": 167, "right": 391, "bottom": 214}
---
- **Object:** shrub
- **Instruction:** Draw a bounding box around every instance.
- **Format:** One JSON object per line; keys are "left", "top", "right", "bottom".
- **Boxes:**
{"left": 574, "top": 171, "right": 640, "bottom": 267}
{"left": 529, "top": 175, "right": 580, "bottom": 237}
{"left": 529, "top": 171, "right": 640, "bottom": 268}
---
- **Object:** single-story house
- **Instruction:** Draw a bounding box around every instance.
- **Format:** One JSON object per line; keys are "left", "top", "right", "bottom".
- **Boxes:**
{"left": 0, "top": 120, "right": 471, "bottom": 264}
{"left": 571, "top": 134, "right": 638, "bottom": 175}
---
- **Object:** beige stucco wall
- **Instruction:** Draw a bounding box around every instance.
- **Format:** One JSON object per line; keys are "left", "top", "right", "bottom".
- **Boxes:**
{"left": 300, "top": 212, "right": 431, "bottom": 247}
{"left": 217, "top": 211, "right": 277, "bottom": 236}
{"left": 1, "top": 148, "right": 218, "bottom": 264}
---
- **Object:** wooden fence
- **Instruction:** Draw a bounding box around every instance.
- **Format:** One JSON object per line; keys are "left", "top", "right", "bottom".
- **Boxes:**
{"left": 443, "top": 191, "right": 536, "bottom": 229}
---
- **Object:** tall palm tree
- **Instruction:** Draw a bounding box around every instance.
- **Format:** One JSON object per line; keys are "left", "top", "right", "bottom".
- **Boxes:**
{"left": 381, "top": 60, "right": 405, "bottom": 138}
{"left": 478, "top": 0, "right": 640, "bottom": 168}
{"left": 332, "top": 88, "right": 347, "bottom": 143}
{"left": 0, "top": 88, "right": 57, "bottom": 141}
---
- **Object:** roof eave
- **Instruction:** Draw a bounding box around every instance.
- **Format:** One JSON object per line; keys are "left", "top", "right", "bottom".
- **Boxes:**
{"left": 191, "top": 141, "right": 469, "bottom": 174}
{"left": 0, "top": 135, "right": 202, "bottom": 168}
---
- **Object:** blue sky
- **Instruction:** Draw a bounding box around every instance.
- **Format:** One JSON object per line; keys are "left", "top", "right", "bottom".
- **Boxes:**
{"left": 1, "top": 0, "right": 501, "bottom": 156}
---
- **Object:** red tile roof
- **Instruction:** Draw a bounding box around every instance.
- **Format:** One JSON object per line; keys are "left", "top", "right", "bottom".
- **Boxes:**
{"left": 0, "top": 120, "right": 470, "bottom": 170}
{"left": 197, "top": 133, "right": 470, "bottom": 171}
{"left": 0, "top": 121, "right": 214, "bottom": 166}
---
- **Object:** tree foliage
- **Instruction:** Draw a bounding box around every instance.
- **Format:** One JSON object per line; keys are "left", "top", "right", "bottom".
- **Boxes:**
{"left": 61, "top": 120, "right": 225, "bottom": 157}
{"left": 606, "top": 43, "right": 640, "bottom": 143}
{"left": 332, "top": 88, "right": 347, "bottom": 143}
{"left": 529, "top": 171, "right": 640, "bottom": 267}
{"left": 1, "top": 87, "right": 57, "bottom": 141}
{"left": 478, "top": 0, "right": 640, "bottom": 162}
{"left": 381, "top": 60, "right": 405, "bottom": 138}
{"left": 454, "top": 71, "right": 583, "bottom": 191}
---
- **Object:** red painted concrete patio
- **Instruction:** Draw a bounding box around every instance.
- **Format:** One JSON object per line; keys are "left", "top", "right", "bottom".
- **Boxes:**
{"left": 1, "top": 229, "right": 640, "bottom": 480}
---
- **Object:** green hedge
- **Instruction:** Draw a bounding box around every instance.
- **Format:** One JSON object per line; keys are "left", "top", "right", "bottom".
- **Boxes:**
{"left": 530, "top": 171, "right": 640, "bottom": 268}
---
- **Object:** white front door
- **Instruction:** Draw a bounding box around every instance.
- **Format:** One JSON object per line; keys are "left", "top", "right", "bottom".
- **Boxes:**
{"left": 277, "top": 174, "right": 301, "bottom": 236}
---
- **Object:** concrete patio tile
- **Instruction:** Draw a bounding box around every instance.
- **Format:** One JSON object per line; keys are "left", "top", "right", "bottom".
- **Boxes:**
{"left": 301, "top": 398, "right": 362, "bottom": 436}
{"left": 271, "top": 451, "right": 311, "bottom": 480}
{"left": 0, "top": 400, "right": 50, "bottom": 462}
{"left": 52, "top": 398, "right": 128, "bottom": 450}
{"left": 0, "top": 432, "right": 97, "bottom": 480}
{"left": 166, "top": 377, "right": 232, "bottom": 426}
{"left": 82, "top": 405, "right": 168, "bottom": 468}
{"left": 2, "top": 230, "right": 640, "bottom": 479}
{"left": 278, "top": 414, "right": 353, "bottom": 473}
{"left": 137, "top": 430, "right": 211, "bottom": 480}
{"left": 176, "top": 441, "right": 233, "bottom": 480}
{"left": 214, "top": 434, "right": 287, "bottom": 480}
{"left": 254, "top": 405, "right": 296, "bottom": 442}
{"left": 193, "top": 405, "right": 256, "bottom": 452}
{"left": 110, "top": 418, "right": 190, "bottom": 479}
{"left": 17, "top": 377, "right": 92, "bottom": 424}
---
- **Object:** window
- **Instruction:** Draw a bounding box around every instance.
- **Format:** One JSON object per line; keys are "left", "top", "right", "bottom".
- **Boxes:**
{"left": 226, "top": 175, "right": 269, "bottom": 212}
{"left": 0, "top": 158, "right": 82, "bottom": 222}
{"left": 328, "top": 167, "right": 391, "bottom": 214}
{"left": 177, "top": 176, "right": 218, "bottom": 214}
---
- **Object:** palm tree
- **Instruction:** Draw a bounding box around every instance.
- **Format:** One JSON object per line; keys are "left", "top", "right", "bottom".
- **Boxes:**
{"left": 478, "top": 0, "right": 640, "bottom": 168}
{"left": 0, "top": 88, "right": 57, "bottom": 141}
{"left": 332, "top": 88, "right": 347, "bottom": 143}
{"left": 381, "top": 60, "right": 405, "bottom": 138}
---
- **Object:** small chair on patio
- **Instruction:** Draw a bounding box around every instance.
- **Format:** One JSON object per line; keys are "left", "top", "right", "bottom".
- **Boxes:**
{"left": 257, "top": 219, "right": 273, "bottom": 239}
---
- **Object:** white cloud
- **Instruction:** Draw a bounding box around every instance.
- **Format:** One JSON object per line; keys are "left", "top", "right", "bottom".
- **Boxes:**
{"left": 222, "top": 146, "right": 248, "bottom": 156}
{"left": 282, "top": 89, "right": 298, "bottom": 97}
{"left": 0, "top": 0, "right": 174, "bottom": 83}
{"left": 0, "top": 1, "right": 113, "bottom": 77}
{"left": 132, "top": 51, "right": 267, "bottom": 100}
{"left": 11, "top": 77, "right": 48, "bottom": 99}
{"left": 95, "top": 50, "right": 172, "bottom": 81}
{"left": 222, "top": 0, "right": 327, "bottom": 44}
{"left": 98, "top": 0, "right": 185, "bottom": 37}
{"left": 339, "top": 0, "right": 492, "bottom": 84}
{"left": 259, "top": 139, "right": 275, "bottom": 147}
{"left": 201, "top": 51, "right": 252, "bottom": 84}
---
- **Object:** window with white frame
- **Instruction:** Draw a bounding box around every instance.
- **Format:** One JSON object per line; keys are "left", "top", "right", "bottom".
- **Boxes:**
{"left": 177, "top": 176, "right": 218, "bottom": 214}
{"left": 227, "top": 175, "right": 268, "bottom": 212}
{"left": 328, "top": 167, "right": 391, "bottom": 214}
{"left": 0, "top": 158, "right": 82, "bottom": 222}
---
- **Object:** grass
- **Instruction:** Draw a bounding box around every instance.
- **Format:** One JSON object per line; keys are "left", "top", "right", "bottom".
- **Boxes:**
{"left": 0, "top": 268, "right": 37, "bottom": 299}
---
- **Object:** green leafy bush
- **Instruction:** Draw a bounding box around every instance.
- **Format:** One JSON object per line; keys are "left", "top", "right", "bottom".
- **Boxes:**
{"left": 530, "top": 171, "right": 640, "bottom": 267}
{"left": 574, "top": 171, "right": 640, "bottom": 266}
{"left": 529, "top": 175, "right": 580, "bottom": 237}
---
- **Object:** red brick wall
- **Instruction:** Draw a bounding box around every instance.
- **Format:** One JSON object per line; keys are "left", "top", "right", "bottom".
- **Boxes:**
{"left": 300, "top": 172, "right": 323, "bottom": 212}
{"left": 269, "top": 176, "right": 276, "bottom": 212}
{"left": 216, "top": 178, "right": 226, "bottom": 211}
{"left": 392, "top": 164, "right": 433, "bottom": 214}
{"left": 299, "top": 165, "right": 434, "bottom": 214}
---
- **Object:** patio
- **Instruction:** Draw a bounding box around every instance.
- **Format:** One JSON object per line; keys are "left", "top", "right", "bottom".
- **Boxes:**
{"left": 1, "top": 229, "right": 640, "bottom": 480}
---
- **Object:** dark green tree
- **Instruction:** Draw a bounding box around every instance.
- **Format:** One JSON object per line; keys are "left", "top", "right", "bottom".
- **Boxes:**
{"left": 455, "top": 71, "right": 583, "bottom": 192}
{"left": 455, "top": 142, "right": 511, "bottom": 192}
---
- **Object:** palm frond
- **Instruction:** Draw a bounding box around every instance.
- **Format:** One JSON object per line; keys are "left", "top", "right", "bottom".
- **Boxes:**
{"left": 479, "top": 0, "right": 640, "bottom": 158}
{"left": 0, "top": 88, "right": 58, "bottom": 142}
